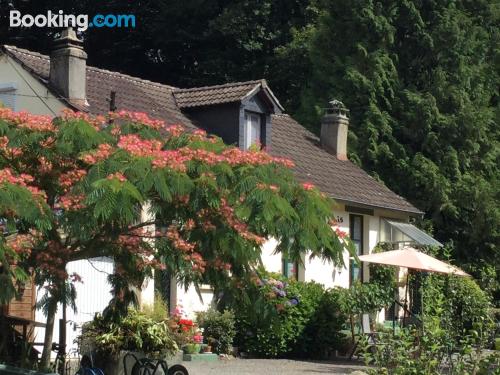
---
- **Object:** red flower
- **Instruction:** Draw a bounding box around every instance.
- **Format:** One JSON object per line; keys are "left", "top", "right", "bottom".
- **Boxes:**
{"left": 302, "top": 182, "right": 315, "bottom": 191}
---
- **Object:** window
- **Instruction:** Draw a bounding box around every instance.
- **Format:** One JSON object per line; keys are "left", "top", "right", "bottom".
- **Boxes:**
{"left": 379, "top": 218, "right": 418, "bottom": 245}
{"left": 282, "top": 258, "right": 298, "bottom": 280}
{"left": 0, "top": 83, "right": 17, "bottom": 110}
{"left": 244, "top": 112, "right": 261, "bottom": 149}
{"left": 349, "top": 214, "right": 363, "bottom": 285}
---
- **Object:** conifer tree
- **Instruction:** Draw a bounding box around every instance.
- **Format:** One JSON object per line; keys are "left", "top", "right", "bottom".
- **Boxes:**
{"left": 297, "top": 0, "right": 499, "bottom": 293}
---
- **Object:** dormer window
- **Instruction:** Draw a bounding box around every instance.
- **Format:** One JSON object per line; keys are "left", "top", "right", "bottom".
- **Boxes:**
{"left": 173, "top": 80, "right": 283, "bottom": 151}
{"left": 244, "top": 112, "right": 261, "bottom": 149}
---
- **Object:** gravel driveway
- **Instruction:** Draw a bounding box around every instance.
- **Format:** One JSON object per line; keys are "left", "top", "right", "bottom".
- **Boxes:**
{"left": 182, "top": 358, "right": 367, "bottom": 374}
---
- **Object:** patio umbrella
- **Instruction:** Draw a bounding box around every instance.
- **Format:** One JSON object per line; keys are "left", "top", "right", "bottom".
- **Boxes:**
{"left": 357, "top": 247, "right": 469, "bottom": 277}
{"left": 357, "top": 247, "right": 469, "bottom": 329}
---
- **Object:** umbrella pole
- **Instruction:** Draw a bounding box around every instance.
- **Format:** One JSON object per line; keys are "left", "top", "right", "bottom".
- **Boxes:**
{"left": 421, "top": 273, "right": 425, "bottom": 332}
{"left": 393, "top": 299, "right": 396, "bottom": 334}
{"left": 403, "top": 271, "right": 409, "bottom": 327}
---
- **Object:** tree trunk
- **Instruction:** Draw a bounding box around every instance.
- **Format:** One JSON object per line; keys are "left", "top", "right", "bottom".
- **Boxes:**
{"left": 349, "top": 314, "right": 355, "bottom": 342}
{"left": 40, "top": 297, "right": 58, "bottom": 370}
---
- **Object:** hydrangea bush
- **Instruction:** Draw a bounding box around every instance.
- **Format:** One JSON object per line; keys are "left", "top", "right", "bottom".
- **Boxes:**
{"left": 227, "top": 271, "right": 325, "bottom": 357}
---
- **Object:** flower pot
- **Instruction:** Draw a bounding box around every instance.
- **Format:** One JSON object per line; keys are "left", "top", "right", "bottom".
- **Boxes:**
{"left": 183, "top": 344, "right": 200, "bottom": 354}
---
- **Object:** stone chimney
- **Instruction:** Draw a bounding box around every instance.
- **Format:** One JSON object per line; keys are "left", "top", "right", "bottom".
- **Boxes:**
{"left": 49, "top": 28, "right": 87, "bottom": 106}
{"left": 320, "top": 99, "right": 349, "bottom": 160}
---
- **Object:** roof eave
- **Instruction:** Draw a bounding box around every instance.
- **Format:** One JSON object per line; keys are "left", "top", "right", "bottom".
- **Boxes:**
{"left": 331, "top": 196, "right": 423, "bottom": 217}
{"left": 241, "top": 80, "right": 284, "bottom": 113}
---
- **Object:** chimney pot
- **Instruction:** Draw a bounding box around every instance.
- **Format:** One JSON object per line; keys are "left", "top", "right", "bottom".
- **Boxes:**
{"left": 49, "top": 28, "right": 87, "bottom": 106}
{"left": 320, "top": 99, "right": 349, "bottom": 160}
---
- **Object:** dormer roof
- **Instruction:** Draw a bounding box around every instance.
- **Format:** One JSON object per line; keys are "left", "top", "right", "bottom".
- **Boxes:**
{"left": 174, "top": 79, "right": 283, "bottom": 113}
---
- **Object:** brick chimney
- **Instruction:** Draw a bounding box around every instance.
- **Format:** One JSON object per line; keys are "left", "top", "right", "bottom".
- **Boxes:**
{"left": 49, "top": 28, "right": 87, "bottom": 107}
{"left": 320, "top": 99, "right": 349, "bottom": 160}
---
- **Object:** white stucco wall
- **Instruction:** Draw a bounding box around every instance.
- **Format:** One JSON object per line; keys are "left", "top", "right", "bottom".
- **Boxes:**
{"left": 260, "top": 237, "right": 282, "bottom": 273}
{"left": 139, "top": 203, "right": 156, "bottom": 307}
{"left": 35, "top": 258, "right": 114, "bottom": 355}
{"left": 174, "top": 285, "right": 214, "bottom": 320}
{"left": 362, "top": 215, "right": 381, "bottom": 280}
{"left": 303, "top": 210, "right": 350, "bottom": 288}
{"left": 171, "top": 209, "right": 397, "bottom": 315}
{"left": 173, "top": 238, "right": 284, "bottom": 318}
{"left": 0, "top": 54, "right": 66, "bottom": 115}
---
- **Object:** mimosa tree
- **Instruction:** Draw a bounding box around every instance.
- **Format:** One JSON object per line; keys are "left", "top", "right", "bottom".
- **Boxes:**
{"left": 0, "top": 108, "right": 351, "bottom": 368}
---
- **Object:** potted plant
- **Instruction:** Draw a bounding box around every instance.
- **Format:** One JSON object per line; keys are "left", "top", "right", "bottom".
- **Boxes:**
{"left": 203, "top": 337, "right": 215, "bottom": 353}
{"left": 78, "top": 309, "right": 178, "bottom": 375}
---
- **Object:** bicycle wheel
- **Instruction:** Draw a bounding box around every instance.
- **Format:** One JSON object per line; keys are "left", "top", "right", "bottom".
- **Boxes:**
{"left": 167, "top": 364, "right": 189, "bottom": 375}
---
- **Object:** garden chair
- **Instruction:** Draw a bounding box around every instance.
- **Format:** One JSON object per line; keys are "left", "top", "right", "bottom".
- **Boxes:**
{"left": 349, "top": 314, "right": 378, "bottom": 359}
{"left": 123, "top": 352, "right": 189, "bottom": 375}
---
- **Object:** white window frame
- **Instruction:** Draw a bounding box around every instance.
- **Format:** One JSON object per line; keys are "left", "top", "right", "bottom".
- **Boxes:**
{"left": 244, "top": 112, "right": 261, "bottom": 149}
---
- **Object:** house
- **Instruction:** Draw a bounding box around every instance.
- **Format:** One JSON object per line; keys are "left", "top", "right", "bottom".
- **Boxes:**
{"left": 0, "top": 29, "right": 440, "bottom": 352}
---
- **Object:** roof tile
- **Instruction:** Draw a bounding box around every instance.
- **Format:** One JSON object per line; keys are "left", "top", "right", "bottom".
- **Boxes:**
{"left": 271, "top": 114, "right": 421, "bottom": 213}
{"left": 3, "top": 45, "right": 196, "bottom": 129}
{"left": 173, "top": 81, "right": 261, "bottom": 108}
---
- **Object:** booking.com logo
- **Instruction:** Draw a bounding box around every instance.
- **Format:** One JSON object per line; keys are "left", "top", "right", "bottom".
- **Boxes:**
{"left": 9, "top": 10, "right": 136, "bottom": 32}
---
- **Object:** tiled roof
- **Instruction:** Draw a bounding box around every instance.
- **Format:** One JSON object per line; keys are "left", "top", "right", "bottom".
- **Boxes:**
{"left": 173, "top": 80, "right": 263, "bottom": 108}
{"left": 2, "top": 45, "right": 421, "bottom": 214}
{"left": 3, "top": 45, "right": 196, "bottom": 129}
{"left": 271, "top": 114, "right": 421, "bottom": 214}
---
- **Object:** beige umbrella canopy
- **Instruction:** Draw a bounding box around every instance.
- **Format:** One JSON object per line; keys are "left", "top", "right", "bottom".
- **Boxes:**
{"left": 358, "top": 247, "right": 469, "bottom": 277}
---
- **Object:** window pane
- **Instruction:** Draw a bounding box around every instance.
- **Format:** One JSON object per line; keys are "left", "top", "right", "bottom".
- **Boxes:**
{"left": 350, "top": 214, "right": 363, "bottom": 285}
{"left": 283, "top": 258, "right": 297, "bottom": 280}
{"left": 0, "top": 91, "right": 16, "bottom": 110}
{"left": 352, "top": 216, "right": 362, "bottom": 240}
{"left": 351, "top": 263, "right": 361, "bottom": 282}
{"left": 353, "top": 240, "right": 362, "bottom": 256}
{"left": 245, "top": 113, "right": 261, "bottom": 149}
{"left": 380, "top": 219, "right": 391, "bottom": 242}
{"left": 251, "top": 118, "right": 260, "bottom": 144}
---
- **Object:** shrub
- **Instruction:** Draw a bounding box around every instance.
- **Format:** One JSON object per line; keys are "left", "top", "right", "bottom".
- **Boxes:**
{"left": 141, "top": 293, "right": 170, "bottom": 322}
{"left": 81, "top": 308, "right": 178, "bottom": 357}
{"left": 231, "top": 272, "right": 326, "bottom": 357}
{"left": 197, "top": 308, "right": 236, "bottom": 354}
{"left": 292, "top": 287, "right": 348, "bottom": 358}
{"left": 340, "top": 281, "right": 393, "bottom": 317}
{"left": 445, "top": 276, "right": 492, "bottom": 337}
{"left": 361, "top": 273, "right": 498, "bottom": 373}
{"left": 227, "top": 266, "right": 396, "bottom": 359}
{"left": 360, "top": 317, "right": 500, "bottom": 374}
{"left": 424, "top": 273, "right": 493, "bottom": 342}
{"left": 463, "top": 261, "right": 499, "bottom": 307}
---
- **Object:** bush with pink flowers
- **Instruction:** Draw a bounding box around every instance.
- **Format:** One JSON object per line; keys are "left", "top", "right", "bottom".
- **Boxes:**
{"left": 226, "top": 271, "right": 329, "bottom": 357}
